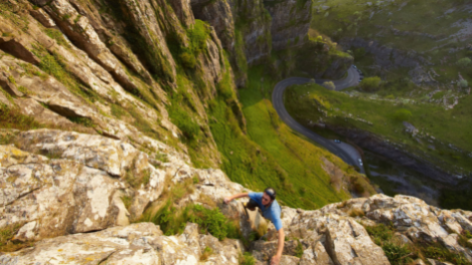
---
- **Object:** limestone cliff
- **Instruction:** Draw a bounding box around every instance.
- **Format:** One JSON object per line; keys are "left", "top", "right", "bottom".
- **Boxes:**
{"left": 0, "top": 0, "right": 448, "bottom": 264}
{"left": 2, "top": 134, "right": 472, "bottom": 264}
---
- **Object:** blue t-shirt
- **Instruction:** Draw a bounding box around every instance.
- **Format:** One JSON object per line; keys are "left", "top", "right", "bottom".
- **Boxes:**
{"left": 248, "top": 192, "right": 283, "bottom": 231}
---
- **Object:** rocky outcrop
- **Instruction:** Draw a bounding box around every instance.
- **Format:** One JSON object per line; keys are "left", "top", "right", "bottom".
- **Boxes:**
{"left": 340, "top": 37, "right": 435, "bottom": 84}
{"left": 0, "top": 128, "right": 253, "bottom": 239}
{"left": 191, "top": 0, "right": 313, "bottom": 86}
{"left": 2, "top": 130, "right": 472, "bottom": 264}
{"left": 191, "top": 0, "right": 235, "bottom": 53}
{"left": 229, "top": 0, "right": 272, "bottom": 64}
{"left": 264, "top": 0, "right": 312, "bottom": 51}
{"left": 0, "top": 222, "right": 244, "bottom": 264}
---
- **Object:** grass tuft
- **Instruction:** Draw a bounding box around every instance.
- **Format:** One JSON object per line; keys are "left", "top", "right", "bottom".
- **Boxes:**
{"left": 239, "top": 252, "right": 256, "bottom": 265}
{"left": 0, "top": 223, "right": 31, "bottom": 252}
{"left": 200, "top": 246, "right": 213, "bottom": 261}
{"left": 0, "top": 104, "right": 42, "bottom": 130}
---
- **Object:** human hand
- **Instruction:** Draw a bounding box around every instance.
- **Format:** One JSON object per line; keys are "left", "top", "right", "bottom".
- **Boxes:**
{"left": 224, "top": 197, "right": 232, "bottom": 204}
{"left": 271, "top": 254, "right": 281, "bottom": 265}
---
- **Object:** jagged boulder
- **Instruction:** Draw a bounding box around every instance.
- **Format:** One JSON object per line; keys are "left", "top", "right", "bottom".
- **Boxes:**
{"left": 0, "top": 129, "right": 262, "bottom": 245}
{"left": 0, "top": 145, "right": 130, "bottom": 240}
{"left": 0, "top": 222, "right": 244, "bottom": 264}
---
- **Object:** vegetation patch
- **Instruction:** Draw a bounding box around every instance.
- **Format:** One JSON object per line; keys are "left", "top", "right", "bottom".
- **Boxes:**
{"left": 125, "top": 164, "right": 151, "bottom": 189}
{"left": 364, "top": 223, "right": 472, "bottom": 265}
{"left": 0, "top": 104, "right": 43, "bottom": 131}
{"left": 239, "top": 252, "right": 256, "bottom": 265}
{"left": 140, "top": 200, "right": 240, "bottom": 240}
{"left": 200, "top": 246, "right": 213, "bottom": 261}
{"left": 0, "top": 223, "right": 32, "bottom": 252}
{"left": 120, "top": 195, "right": 133, "bottom": 210}
{"left": 360, "top": 77, "right": 382, "bottom": 92}
{"left": 0, "top": 1, "right": 30, "bottom": 33}
{"left": 44, "top": 28, "right": 71, "bottom": 49}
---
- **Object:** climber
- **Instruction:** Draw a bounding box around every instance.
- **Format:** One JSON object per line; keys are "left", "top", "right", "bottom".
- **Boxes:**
{"left": 224, "top": 188, "right": 284, "bottom": 265}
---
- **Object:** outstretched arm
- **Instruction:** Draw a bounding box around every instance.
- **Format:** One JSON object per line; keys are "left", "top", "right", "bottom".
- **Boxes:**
{"left": 271, "top": 228, "right": 285, "bottom": 265}
{"left": 224, "top": 193, "right": 249, "bottom": 204}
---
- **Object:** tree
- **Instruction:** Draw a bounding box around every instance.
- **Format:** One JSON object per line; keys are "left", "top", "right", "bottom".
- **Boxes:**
{"left": 322, "top": 81, "right": 335, "bottom": 90}
{"left": 457, "top": 58, "right": 471, "bottom": 68}
{"left": 458, "top": 79, "right": 468, "bottom": 88}
{"left": 393, "top": 109, "right": 412, "bottom": 122}
{"left": 360, "top": 77, "right": 382, "bottom": 92}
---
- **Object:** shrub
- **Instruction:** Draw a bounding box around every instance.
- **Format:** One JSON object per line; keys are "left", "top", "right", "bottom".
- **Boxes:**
{"left": 142, "top": 201, "right": 240, "bottom": 240}
{"left": 180, "top": 52, "right": 196, "bottom": 69}
{"left": 393, "top": 109, "right": 412, "bottom": 122}
{"left": 432, "top": 91, "right": 446, "bottom": 100}
{"left": 382, "top": 242, "right": 412, "bottom": 265}
{"left": 322, "top": 81, "right": 336, "bottom": 90}
{"left": 458, "top": 79, "right": 468, "bottom": 88}
{"left": 360, "top": 77, "right": 382, "bottom": 92}
{"left": 187, "top": 20, "right": 210, "bottom": 55}
{"left": 294, "top": 240, "right": 304, "bottom": 258}
{"left": 239, "top": 252, "right": 256, "bottom": 265}
{"left": 457, "top": 58, "right": 471, "bottom": 68}
{"left": 200, "top": 246, "right": 213, "bottom": 261}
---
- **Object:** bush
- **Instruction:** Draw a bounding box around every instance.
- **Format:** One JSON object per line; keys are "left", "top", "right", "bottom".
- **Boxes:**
{"left": 382, "top": 242, "right": 412, "bottom": 265}
{"left": 294, "top": 240, "right": 304, "bottom": 258}
{"left": 187, "top": 20, "right": 210, "bottom": 55}
{"left": 393, "top": 109, "right": 412, "bottom": 122}
{"left": 322, "top": 81, "right": 336, "bottom": 90}
{"left": 360, "top": 77, "right": 382, "bottom": 92}
{"left": 239, "top": 252, "right": 256, "bottom": 265}
{"left": 142, "top": 201, "right": 240, "bottom": 240}
{"left": 180, "top": 52, "right": 196, "bottom": 69}
{"left": 200, "top": 246, "right": 213, "bottom": 261}
{"left": 458, "top": 79, "right": 468, "bottom": 88}
{"left": 457, "top": 57, "right": 471, "bottom": 68}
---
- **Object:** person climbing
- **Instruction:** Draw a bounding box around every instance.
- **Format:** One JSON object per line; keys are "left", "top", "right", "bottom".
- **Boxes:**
{"left": 224, "top": 188, "right": 284, "bottom": 265}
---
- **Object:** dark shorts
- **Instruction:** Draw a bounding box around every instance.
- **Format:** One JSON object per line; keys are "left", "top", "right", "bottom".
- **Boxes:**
{"left": 246, "top": 199, "right": 259, "bottom": 211}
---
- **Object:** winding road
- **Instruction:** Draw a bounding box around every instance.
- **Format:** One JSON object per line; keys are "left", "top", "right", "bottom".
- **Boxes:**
{"left": 272, "top": 65, "right": 365, "bottom": 173}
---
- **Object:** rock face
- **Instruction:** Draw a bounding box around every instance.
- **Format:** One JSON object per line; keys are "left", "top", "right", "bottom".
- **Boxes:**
{"left": 2, "top": 133, "right": 472, "bottom": 265}
{"left": 264, "top": 0, "right": 312, "bottom": 51}
{"left": 0, "top": 222, "right": 244, "bottom": 265}
{"left": 191, "top": 0, "right": 313, "bottom": 86}
{"left": 0, "top": 128, "right": 255, "bottom": 240}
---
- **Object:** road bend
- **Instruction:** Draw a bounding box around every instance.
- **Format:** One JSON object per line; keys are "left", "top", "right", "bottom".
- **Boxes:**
{"left": 271, "top": 65, "right": 365, "bottom": 173}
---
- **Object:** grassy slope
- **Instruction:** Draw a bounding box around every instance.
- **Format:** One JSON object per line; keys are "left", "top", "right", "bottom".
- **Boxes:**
{"left": 207, "top": 65, "right": 378, "bottom": 209}
{"left": 284, "top": 83, "right": 472, "bottom": 173}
